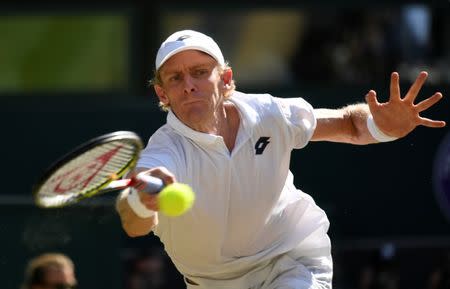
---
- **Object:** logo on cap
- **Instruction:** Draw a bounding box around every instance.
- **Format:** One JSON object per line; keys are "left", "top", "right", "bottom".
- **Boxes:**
{"left": 176, "top": 35, "right": 191, "bottom": 41}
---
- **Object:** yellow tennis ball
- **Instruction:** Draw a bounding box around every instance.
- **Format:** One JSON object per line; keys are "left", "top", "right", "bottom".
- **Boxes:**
{"left": 158, "top": 183, "right": 195, "bottom": 217}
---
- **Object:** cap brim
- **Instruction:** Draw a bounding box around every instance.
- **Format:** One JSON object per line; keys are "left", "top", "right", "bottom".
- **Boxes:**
{"left": 157, "top": 46, "right": 223, "bottom": 70}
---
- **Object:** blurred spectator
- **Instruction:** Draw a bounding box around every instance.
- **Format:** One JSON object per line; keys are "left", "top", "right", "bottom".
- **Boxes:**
{"left": 358, "top": 243, "right": 400, "bottom": 289}
{"left": 123, "top": 247, "right": 184, "bottom": 289}
{"left": 290, "top": 10, "right": 338, "bottom": 83}
{"left": 290, "top": 8, "right": 399, "bottom": 84}
{"left": 399, "top": 5, "right": 432, "bottom": 64}
{"left": 290, "top": 5, "right": 450, "bottom": 85}
{"left": 21, "top": 252, "right": 77, "bottom": 289}
{"left": 426, "top": 250, "right": 450, "bottom": 289}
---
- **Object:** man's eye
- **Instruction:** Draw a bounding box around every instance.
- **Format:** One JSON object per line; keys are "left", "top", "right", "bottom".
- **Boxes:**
{"left": 169, "top": 75, "right": 181, "bottom": 82}
{"left": 194, "top": 69, "right": 208, "bottom": 76}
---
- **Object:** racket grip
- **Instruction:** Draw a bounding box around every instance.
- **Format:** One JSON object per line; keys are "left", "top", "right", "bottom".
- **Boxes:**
{"left": 132, "top": 174, "right": 164, "bottom": 195}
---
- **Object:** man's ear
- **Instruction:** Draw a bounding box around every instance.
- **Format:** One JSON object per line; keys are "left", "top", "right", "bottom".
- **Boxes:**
{"left": 222, "top": 68, "right": 233, "bottom": 87}
{"left": 154, "top": 85, "right": 169, "bottom": 105}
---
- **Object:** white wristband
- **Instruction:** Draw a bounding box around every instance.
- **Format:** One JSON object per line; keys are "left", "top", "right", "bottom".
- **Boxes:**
{"left": 367, "top": 115, "right": 398, "bottom": 142}
{"left": 126, "top": 188, "right": 156, "bottom": 218}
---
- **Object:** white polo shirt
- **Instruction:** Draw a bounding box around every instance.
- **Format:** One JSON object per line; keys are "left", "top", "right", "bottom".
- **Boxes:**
{"left": 137, "top": 91, "right": 330, "bottom": 281}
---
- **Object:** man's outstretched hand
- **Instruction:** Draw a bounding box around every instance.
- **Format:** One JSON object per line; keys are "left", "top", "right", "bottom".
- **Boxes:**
{"left": 366, "top": 71, "right": 446, "bottom": 138}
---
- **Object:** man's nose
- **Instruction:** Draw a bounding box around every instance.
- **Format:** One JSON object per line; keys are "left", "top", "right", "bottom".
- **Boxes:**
{"left": 183, "top": 75, "right": 196, "bottom": 93}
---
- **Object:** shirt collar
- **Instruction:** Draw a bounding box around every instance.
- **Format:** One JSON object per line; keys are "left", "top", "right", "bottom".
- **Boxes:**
{"left": 167, "top": 109, "right": 219, "bottom": 145}
{"left": 228, "top": 91, "right": 258, "bottom": 130}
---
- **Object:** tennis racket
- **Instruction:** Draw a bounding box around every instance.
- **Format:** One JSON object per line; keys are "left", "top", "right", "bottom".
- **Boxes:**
{"left": 32, "top": 131, "right": 163, "bottom": 208}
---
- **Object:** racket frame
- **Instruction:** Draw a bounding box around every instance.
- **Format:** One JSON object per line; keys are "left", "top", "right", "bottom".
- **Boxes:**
{"left": 32, "top": 131, "right": 143, "bottom": 208}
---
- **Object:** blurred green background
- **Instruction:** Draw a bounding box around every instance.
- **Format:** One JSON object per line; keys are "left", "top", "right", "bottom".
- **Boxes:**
{"left": 0, "top": 14, "right": 127, "bottom": 92}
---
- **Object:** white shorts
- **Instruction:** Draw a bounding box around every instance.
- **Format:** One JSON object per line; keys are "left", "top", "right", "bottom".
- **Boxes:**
{"left": 184, "top": 249, "right": 332, "bottom": 289}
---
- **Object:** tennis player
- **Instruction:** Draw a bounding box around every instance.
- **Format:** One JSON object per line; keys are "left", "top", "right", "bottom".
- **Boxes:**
{"left": 116, "top": 30, "right": 445, "bottom": 288}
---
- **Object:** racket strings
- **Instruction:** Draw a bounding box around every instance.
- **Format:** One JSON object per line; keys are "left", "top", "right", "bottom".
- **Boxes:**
{"left": 36, "top": 139, "right": 140, "bottom": 207}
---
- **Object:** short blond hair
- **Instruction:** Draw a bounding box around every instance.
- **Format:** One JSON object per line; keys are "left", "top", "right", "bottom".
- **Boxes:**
{"left": 21, "top": 253, "right": 75, "bottom": 289}
{"left": 149, "top": 62, "right": 236, "bottom": 112}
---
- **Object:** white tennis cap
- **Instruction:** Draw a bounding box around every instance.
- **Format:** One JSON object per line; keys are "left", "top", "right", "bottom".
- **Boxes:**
{"left": 155, "top": 30, "right": 225, "bottom": 70}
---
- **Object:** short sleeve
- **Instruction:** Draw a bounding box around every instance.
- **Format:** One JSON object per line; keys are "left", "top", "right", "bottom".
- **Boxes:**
{"left": 136, "top": 134, "right": 178, "bottom": 175}
{"left": 273, "top": 97, "right": 317, "bottom": 149}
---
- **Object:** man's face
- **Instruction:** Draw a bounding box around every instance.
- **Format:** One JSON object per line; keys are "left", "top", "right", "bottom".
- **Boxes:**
{"left": 155, "top": 50, "right": 230, "bottom": 130}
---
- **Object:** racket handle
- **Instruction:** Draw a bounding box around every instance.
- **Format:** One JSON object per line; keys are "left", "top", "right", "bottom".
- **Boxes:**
{"left": 132, "top": 174, "right": 165, "bottom": 195}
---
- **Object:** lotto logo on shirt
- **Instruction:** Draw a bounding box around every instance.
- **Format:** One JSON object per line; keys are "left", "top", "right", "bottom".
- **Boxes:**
{"left": 255, "top": 137, "right": 270, "bottom": 155}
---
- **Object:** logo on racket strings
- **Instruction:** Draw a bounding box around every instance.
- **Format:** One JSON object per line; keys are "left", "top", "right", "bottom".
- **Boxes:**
{"left": 49, "top": 145, "right": 124, "bottom": 194}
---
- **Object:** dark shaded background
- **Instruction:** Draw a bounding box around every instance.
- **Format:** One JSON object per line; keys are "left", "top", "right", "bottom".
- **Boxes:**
{"left": 1, "top": 1, "right": 449, "bottom": 288}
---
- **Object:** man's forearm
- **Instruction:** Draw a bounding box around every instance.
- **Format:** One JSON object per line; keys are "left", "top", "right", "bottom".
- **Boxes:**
{"left": 116, "top": 189, "right": 158, "bottom": 237}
